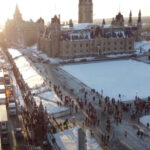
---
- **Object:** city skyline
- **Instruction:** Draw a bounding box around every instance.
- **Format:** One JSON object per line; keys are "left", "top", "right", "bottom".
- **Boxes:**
{"left": 0, "top": 0, "right": 150, "bottom": 24}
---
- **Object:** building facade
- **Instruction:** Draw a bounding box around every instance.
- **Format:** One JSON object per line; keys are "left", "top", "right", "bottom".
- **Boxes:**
{"left": 38, "top": 9, "right": 142, "bottom": 59}
{"left": 5, "top": 5, "right": 44, "bottom": 46}
{"left": 79, "top": 0, "right": 93, "bottom": 23}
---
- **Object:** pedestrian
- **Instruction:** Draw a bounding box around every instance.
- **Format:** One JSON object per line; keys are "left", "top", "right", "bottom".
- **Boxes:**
{"left": 124, "top": 131, "right": 128, "bottom": 137}
{"left": 147, "top": 122, "right": 149, "bottom": 128}
{"left": 137, "top": 130, "right": 140, "bottom": 137}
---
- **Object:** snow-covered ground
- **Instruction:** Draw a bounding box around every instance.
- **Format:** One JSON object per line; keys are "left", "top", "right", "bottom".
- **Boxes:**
{"left": 86, "top": 130, "right": 103, "bottom": 150}
{"left": 134, "top": 41, "right": 150, "bottom": 54}
{"left": 53, "top": 126, "right": 80, "bottom": 150}
{"left": 38, "top": 91, "right": 60, "bottom": 103}
{"left": 140, "top": 115, "right": 150, "bottom": 127}
{"left": 61, "top": 60, "right": 150, "bottom": 101}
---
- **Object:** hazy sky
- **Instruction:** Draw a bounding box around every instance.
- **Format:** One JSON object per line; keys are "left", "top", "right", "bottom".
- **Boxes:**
{"left": 0, "top": 0, "right": 149, "bottom": 24}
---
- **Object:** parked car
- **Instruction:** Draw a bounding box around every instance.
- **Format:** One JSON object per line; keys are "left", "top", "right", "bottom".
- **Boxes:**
{"left": 8, "top": 103, "right": 17, "bottom": 116}
{"left": 15, "top": 128, "right": 23, "bottom": 140}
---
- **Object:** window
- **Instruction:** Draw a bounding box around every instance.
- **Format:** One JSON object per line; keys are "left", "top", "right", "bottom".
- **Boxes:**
{"left": 114, "top": 42, "right": 117, "bottom": 45}
{"left": 86, "top": 44, "right": 89, "bottom": 47}
{"left": 129, "top": 46, "right": 132, "bottom": 50}
{"left": 66, "top": 45, "right": 69, "bottom": 48}
{"left": 74, "top": 44, "right": 76, "bottom": 48}
{"left": 129, "top": 41, "right": 132, "bottom": 44}
{"left": 80, "top": 44, "right": 82, "bottom": 47}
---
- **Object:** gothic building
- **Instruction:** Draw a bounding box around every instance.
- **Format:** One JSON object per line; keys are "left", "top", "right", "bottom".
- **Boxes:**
{"left": 5, "top": 4, "right": 44, "bottom": 46}
{"left": 38, "top": 7, "right": 142, "bottom": 59}
{"left": 79, "top": 0, "right": 93, "bottom": 23}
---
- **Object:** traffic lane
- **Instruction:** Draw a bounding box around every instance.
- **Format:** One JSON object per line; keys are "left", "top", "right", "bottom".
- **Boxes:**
{"left": 2, "top": 114, "right": 26, "bottom": 150}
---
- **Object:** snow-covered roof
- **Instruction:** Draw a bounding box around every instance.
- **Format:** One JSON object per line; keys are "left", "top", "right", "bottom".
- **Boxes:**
{"left": 0, "top": 85, "right": 5, "bottom": 90}
{"left": 53, "top": 126, "right": 80, "bottom": 150}
{"left": 62, "top": 23, "right": 120, "bottom": 31}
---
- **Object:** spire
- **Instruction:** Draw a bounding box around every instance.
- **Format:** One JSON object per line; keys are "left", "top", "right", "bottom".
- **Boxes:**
{"left": 137, "top": 9, "right": 141, "bottom": 23}
{"left": 102, "top": 19, "right": 106, "bottom": 25}
{"left": 128, "top": 10, "right": 132, "bottom": 26}
{"left": 14, "top": 4, "right": 22, "bottom": 22}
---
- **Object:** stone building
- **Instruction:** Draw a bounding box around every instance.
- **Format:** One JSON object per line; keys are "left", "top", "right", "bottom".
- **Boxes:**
{"left": 79, "top": 0, "right": 93, "bottom": 23}
{"left": 38, "top": 0, "right": 142, "bottom": 59}
{"left": 5, "top": 4, "right": 44, "bottom": 46}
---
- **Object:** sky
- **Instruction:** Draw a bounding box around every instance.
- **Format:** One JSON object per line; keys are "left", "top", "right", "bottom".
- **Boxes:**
{"left": 0, "top": 0, "right": 149, "bottom": 24}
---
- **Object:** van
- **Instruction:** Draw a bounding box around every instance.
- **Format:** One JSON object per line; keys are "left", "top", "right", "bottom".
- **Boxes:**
{"left": 1, "top": 131, "right": 9, "bottom": 145}
{"left": 9, "top": 103, "right": 17, "bottom": 116}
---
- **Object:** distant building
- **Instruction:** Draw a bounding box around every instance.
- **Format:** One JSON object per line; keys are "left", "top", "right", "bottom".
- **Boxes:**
{"left": 38, "top": 9, "right": 142, "bottom": 59}
{"left": 5, "top": 4, "right": 44, "bottom": 46}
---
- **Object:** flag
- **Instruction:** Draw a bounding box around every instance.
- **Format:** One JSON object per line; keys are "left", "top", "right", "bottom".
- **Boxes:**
{"left": 6, "top": 88, "right": 11, "bottom": 98}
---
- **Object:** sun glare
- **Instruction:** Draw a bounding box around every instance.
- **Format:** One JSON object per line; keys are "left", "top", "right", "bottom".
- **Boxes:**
{"left": 0, "top": 0, "right": 149, "bottom": 25}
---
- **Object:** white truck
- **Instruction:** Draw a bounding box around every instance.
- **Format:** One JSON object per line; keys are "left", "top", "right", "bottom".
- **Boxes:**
{"left": 8, "top": 103, "right": 17, "bottom": 116}
{"left": 0, "top": 105, "right": 9, "bottom": 144}
{"left": 0, "top": 93, "right": 6, "bottom": 104}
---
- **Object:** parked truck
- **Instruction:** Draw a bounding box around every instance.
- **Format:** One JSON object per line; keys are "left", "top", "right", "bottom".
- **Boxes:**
{"left": 0, "top": 93, "right": 6, "bottom": 104}
{"left": 0, "top": 105, "right": 9, "bottom": 145}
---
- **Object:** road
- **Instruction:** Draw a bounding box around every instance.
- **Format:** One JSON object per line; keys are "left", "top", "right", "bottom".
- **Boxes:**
{"left": 1, "top": 50, "right": 27, "bottom": 150}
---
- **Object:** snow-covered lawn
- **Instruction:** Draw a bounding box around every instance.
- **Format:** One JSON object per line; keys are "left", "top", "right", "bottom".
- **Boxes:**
{"left": 134, "top": 41, "right": 150, "bottom": 54}
{"left": 38, "top": 91, "right": 60, "bottom": 103}
{"left": 61, "top": 60, "right": 150, "bottom": 101}
{"left": 140, "top": 115, "right": 150, "bottom": 127}
{"left": 53, "top": 126, "right": 80, "bottom": 150}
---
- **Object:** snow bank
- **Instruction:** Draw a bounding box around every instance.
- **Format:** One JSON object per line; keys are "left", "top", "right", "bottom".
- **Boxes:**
{"left": 140, "top": 115, "right": 150, "bottom": 127}
{"left": 107, "top": 54, "right": 132, "bottom": 58}
{"left": 62, "top": 60, "right": 150, "bottom": 101}
{"left": 86, "top": 130, "right": 103, "bottom": 150}
{"left": 54, "top": 126, "right": 80, "bottom": 150}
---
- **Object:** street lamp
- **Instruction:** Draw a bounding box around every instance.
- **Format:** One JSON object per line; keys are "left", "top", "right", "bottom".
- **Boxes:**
{"left": 136, "top": 90, "right": 138, "bottom": 100}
